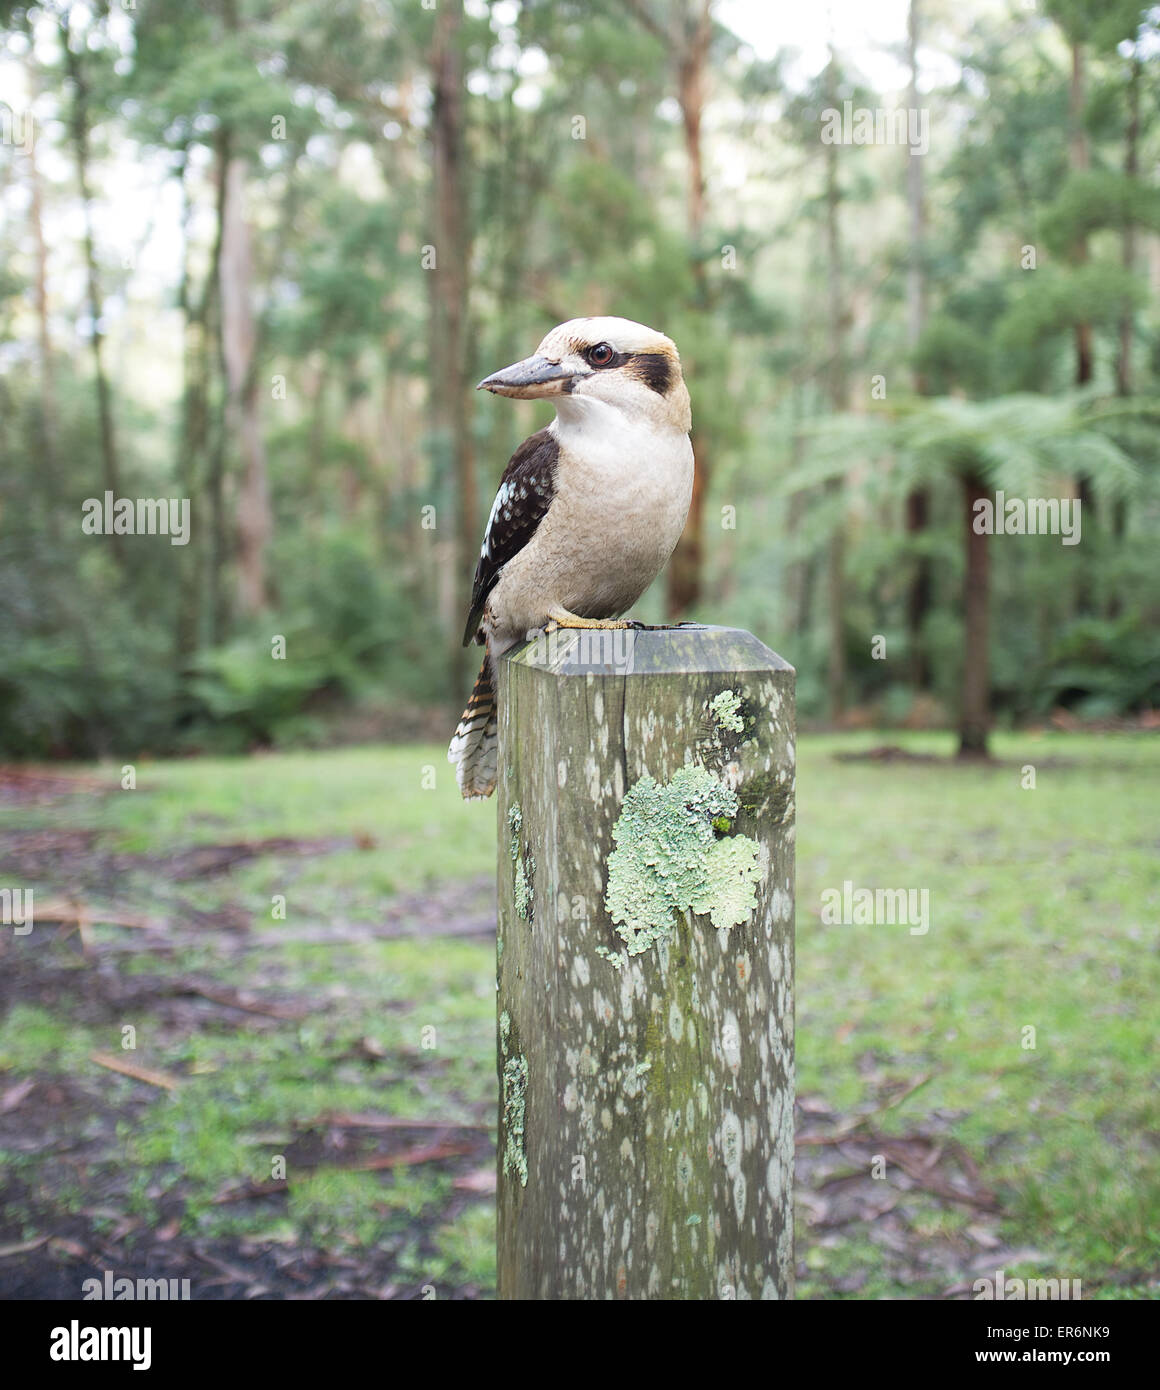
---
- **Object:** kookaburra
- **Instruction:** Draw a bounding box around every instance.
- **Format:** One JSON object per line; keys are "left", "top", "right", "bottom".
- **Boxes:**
{"left": 448, "top": 316, "right": 694, "bottom": 800}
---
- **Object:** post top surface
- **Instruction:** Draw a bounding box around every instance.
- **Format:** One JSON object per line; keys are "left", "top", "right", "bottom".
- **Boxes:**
{"left": 505, "top": 624, "right": 794, "bottom": 678}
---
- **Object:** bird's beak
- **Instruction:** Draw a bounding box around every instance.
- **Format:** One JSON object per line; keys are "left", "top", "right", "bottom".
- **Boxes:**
{"left": 477, "top": 354, "right": 581, "bottom": 399}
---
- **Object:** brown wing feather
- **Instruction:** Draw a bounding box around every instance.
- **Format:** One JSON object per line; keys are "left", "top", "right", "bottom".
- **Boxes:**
{"left": 461, "top": 428, "right": 558, "bottom": 646}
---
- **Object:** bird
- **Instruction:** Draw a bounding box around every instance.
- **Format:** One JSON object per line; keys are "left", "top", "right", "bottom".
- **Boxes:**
{"left": 448, "top": 316, "right": 694, "bottom": 800}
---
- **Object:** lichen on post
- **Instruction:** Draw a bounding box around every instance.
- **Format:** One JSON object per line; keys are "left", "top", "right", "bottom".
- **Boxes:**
{"left": 495, "top": 625, "right": 795, "bottom": 1300}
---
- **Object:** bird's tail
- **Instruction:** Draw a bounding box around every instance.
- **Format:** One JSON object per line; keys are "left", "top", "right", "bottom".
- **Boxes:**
{"left": 448, "top": 657, "right": 498, "bottom": 800}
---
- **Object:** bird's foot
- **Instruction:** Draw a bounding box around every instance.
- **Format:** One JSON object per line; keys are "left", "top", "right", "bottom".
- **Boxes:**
{"left": 546, "top": 606, "right": 631, "bottom": 632}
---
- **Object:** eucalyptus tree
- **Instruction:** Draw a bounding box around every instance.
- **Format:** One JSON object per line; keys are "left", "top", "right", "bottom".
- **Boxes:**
{"left": 794, "top": 394, "right": 1142, "bottom": 756}
{"left": 127, "top": 0, "right": 301, "bottom": 643}
{"left": 0, "top": 0, "right": 126, "bottom": 539}
{"left": 1041, "top": 0, "right": 1151, "bottom": 385}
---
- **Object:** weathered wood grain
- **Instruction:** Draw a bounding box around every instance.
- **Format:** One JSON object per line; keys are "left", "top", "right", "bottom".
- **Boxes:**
{"left": 496, "top": 625, "right": 795, "bottom": 1300}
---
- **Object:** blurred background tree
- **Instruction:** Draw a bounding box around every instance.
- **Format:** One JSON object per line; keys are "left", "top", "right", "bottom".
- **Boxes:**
{"left": 0, "top": 0, "right": 1157, "bottom": 759}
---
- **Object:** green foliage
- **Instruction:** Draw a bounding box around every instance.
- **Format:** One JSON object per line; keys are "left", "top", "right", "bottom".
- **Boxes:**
{"left": 913, "top": 316, "right": 993, "bottom": 398}
{"left": 1033, "top": 616, "right": 1160, "bottom": 716}
{"left": 1042, "top": 0, "right": 1147, "bottom": 50}
{"left": 784, "top": 391, "right": 1155, "bottom": 722}
{"left": 1040, "top": 169, "right": 1160, "bottom": 253}
{"left": 0, "top": 0, "right": 1157, "bottom": 756}
{"left": 997, "top": 264, "right": 1146, "bottom": 348}
{"left": 543, "top": 161, "right": 696, "bottom": 320}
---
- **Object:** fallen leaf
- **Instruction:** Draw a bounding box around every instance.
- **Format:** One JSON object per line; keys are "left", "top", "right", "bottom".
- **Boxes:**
{"left": 0, "top": 1079, "right": 35, "bottom": 1114}
{"left": 0, "top": 1236, "right": 48, "bottom": 1258}
{"left": 453, "top": 1166, "right": 497, "bottom": 1194}
{"left": 89, "top": 1052, "right": 179, "bottom": 1091}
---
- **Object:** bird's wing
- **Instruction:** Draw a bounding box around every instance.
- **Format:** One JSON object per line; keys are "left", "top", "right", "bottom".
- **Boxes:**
{"left": 461, "top": 427, "right": 559, "bottom": 646}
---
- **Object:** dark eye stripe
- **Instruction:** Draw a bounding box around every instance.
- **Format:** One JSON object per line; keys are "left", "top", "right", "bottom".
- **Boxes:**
{"left": 573, "top": 345, "right": 675, "bottom": 394}
{"left": 627, "top": 352, "right": 673, "bottom": 395}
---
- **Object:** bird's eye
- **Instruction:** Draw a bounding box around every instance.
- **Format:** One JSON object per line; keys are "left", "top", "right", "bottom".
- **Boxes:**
{"left": 587, "top": 343, "right": 615, "bottom": 368}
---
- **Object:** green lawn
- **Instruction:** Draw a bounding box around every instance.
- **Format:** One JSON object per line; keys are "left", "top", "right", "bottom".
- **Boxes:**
{"left": 0, "top": 732, "right": 1156, "bottom": 1298}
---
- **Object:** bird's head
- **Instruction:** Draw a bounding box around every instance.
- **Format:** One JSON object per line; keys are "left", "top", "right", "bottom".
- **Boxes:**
{"left": 477, "top": 317, "right": 691, "bottom": 432}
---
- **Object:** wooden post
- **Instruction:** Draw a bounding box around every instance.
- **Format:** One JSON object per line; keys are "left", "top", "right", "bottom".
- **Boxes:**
{"left": 495, "top": 625, "right": 795, "bottom": 1300}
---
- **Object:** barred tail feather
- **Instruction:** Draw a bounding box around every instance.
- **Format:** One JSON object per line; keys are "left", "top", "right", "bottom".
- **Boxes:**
{"left": 448, "top": 658, "right": 498, "bottom": 799}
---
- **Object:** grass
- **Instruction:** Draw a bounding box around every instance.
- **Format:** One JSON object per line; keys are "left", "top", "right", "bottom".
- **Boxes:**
{"left": 1, "top": 730, "right": 1157, "bottom": 1298}
{"left": 795, "top": 733, "right": 1158, "bottom": 1279}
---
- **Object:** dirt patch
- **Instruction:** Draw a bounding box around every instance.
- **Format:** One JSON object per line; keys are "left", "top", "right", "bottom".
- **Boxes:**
{"left": 0, "top": 826, "right": 500, "bottom": 1300}
{"left": 0, "top": 767, "right": 113, "bottom": 806}
{"left": 834, "top": 745, "right": 990, "bottom": 766}
{"left": 0, "top": 1075, "right": 495, "bottom": 1300}
{"left": 793, "top": 1089, "right": 1023, "bottom": 1298}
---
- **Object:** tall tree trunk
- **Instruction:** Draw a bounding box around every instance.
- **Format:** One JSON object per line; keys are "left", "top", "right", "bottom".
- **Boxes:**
{"left": 623, "top": 0, "right": 714, "bottom": 619}
{"left": 1115, "top": 51, "right": 1140, "bottom": 402}
{"left": 905, "top": 488, "right": 932, "bottom": 690}
{"left": 61, "top": 15, "right": 122, "bottom": 557}
{"left": 905, "top": 0, "right": 927, "bottom": 379}
{"left": 825, "top": 504, "right": 846, "bottom": 723}
{"left": 308, "top": 359, "right": 330, "bottom": 496}
{"left": 1068, "top": 38, "right": 1096, "bottom": 613}
{"left": 668, "top": 449, "right": 707, "bottom": 618}
{"left": 1069, "top": 41, "right": 1093, "bottom": 389}
{"left": 823, "top": 48, "right": 847, "bottom": 722}
{"left": 904, "top": 0, "right": 932, "bottom": 692}
{"left": 431, "top": 0, "right": 474, "bottom": 702}
{"left": 665, "top": 0, "right": 713, "bottom": 617}
{"left": 221, "top": 156, "right": 271, "bottom": 617}
{"left": 959, "top": 471, "right": 991, "bottom": 759}
{"left": 1108, "top": 49, "right": 1140, "bottom": 609}
{"left": 784, "top": 397, "right": 811, "bottom": 640}
{"left": 26, "top": 59, "right": 59, "bottom": 530}
{"left": 175, "top": 145, "right": 226, "bottom": 662}
{"left": 207, "top": 133, "right": 232, "bottom": 645}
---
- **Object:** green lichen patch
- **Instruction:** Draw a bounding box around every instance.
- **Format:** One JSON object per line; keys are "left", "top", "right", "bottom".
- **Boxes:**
{"left": 501, "top": 1054, "right": 529, "bottom": 1187}
{"left": 708, "top": 688, "right": 745, "bottom": 734}
{"left": 604, "top": 765, "right": 762, "bottom": 954}
{"left": 508, "top": 803, "right": 534, "bottom": 921}
{"left": 594, "top": 943, "right": 624, "bottom": 971}
{"left": 697, "top": 688, "right": 756, "bottom": 769}
{"left": 499, "top": 1009, "right": 512, "bottom": 1056}
{"left": 513, "top": 852, "right": 534, "bottom": 920}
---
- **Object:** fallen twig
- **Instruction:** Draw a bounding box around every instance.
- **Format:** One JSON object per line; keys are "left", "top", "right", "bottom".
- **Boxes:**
{"left": 0, "top": 1235, "right": 48, "bottom": 1258}
{"left": 89, "top": 1052, "right": 179, "bottom": 1091}
{"left": 318, "top": 1111, "right": 490, "bottom": 1132}
{"left": 210, "top": 1180, "right": 288, "bottom": 1206}
{"left": 796, "top": 1073, "right": 936, "bottom": 1144}
{"left": 340, "top": 1141, "right": 477, "bottom": 1171}
{"left": 34, "top": 899, "right": 158, "bottom": 931}
{"left": 178, "top": 983, "right": 306, "bottom": 1020}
